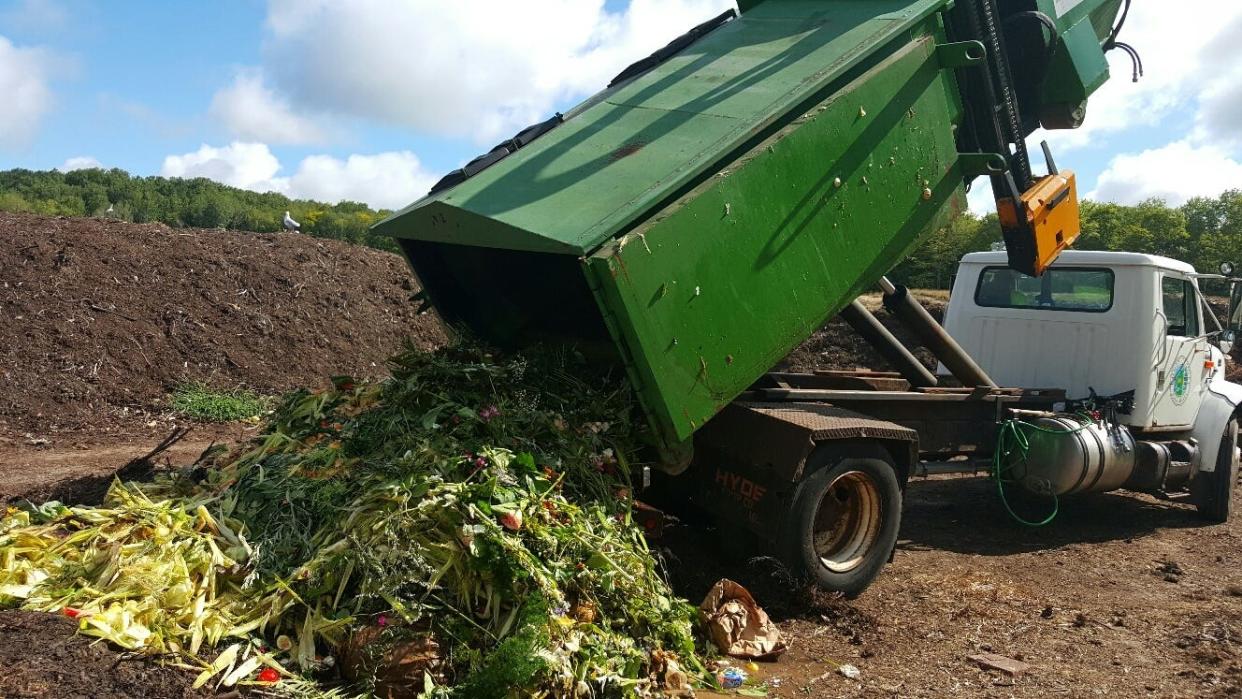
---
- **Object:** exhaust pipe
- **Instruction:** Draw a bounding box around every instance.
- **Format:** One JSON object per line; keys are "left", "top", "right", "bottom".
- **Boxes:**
{"left": 879, "top": 278, "right": 997, "bottom": 388}
{"left": 839, "top": 299, "right": 938, "bottom": 388}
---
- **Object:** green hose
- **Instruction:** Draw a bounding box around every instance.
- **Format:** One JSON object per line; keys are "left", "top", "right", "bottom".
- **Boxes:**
{"left": 992, "top": 415, "right": 1095, "bottom": 527}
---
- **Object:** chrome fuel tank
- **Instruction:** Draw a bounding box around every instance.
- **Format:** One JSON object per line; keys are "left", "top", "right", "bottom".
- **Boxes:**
{"left": 1019, "top": 417, "right": 1137, "bottom": 495}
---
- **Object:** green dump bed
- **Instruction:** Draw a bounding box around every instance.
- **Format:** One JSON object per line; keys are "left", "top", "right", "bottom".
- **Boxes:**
{"left": 374, "top": 0, "right": 1118, "bottom": 453}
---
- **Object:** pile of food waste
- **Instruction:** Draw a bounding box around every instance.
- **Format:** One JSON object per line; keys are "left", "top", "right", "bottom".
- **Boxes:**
{"left": 1, "top": 343, "right": 768, "bottom": 698}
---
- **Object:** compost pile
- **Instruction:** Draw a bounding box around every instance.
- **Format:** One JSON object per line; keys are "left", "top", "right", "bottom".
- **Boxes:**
{"left": 0, "top": 344, "right": 707, "bottom": 698}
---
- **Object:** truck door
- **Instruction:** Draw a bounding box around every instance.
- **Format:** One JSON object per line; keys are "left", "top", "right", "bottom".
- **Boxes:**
{"left": 1152, "top": 275, "right": 1208, "bottom": 427}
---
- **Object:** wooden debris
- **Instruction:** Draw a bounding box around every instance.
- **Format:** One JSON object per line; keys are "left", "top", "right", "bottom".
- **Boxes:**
{"left": 967, "top": 652, "right": 1031, "bottom": 676}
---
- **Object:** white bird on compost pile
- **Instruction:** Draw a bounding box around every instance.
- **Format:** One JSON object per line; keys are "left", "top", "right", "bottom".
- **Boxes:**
{"left": 283, "top": 211, "right": 301, "bottom": 232}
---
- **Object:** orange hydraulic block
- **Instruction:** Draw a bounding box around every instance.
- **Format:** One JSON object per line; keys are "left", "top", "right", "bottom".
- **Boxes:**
{"left": 998, "top": 171, "right": 1080, "bottom": 276}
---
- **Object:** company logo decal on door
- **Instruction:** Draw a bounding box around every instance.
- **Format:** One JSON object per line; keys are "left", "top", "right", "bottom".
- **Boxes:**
{"left": 1171, "top": 361, "right": 1191, "bottom": 405}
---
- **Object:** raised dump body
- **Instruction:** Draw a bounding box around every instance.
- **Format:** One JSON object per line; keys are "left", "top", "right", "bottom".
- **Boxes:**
{"left": 375, "top": 0, "right": 1123, "bottom": 455}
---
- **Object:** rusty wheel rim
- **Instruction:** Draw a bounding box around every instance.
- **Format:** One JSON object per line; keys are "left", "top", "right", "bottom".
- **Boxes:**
{"left": 812, "top": 470, "right": 882, "bottom": 573}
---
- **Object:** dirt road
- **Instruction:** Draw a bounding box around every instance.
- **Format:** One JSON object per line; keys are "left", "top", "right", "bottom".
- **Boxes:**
{"left": 0, "top": 424, "right": 248, "bottom": 505}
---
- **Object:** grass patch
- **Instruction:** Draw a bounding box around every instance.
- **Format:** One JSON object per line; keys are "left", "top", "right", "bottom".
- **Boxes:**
{"left": 171, "top": 383, "right": 268, "bottom": 422}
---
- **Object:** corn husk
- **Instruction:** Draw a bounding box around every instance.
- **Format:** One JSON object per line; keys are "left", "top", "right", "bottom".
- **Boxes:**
{"left": 1, "top": 344, "right": 706, "bottom": 697}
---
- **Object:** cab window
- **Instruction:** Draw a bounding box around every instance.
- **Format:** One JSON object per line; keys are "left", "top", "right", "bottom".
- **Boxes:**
{"left": 974, "top": 267, "right": 1113, "bottom": 312}
{"left": 1161, "top": 276, "right": 1200, "bottom": 337}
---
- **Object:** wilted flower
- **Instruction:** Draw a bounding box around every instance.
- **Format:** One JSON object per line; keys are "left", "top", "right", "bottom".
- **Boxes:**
{"left": 592, "top": 454, "right": 618, "bottom": 475}
{"left": 499, "top": 510, "right": 523, "bottom": 531}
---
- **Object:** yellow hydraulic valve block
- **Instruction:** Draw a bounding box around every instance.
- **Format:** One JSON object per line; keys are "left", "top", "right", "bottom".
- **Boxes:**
{"left": 998, "top": 171, "right": 1080, "bottom": 276}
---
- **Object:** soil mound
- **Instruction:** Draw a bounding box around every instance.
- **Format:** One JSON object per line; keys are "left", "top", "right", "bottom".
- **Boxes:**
{"left": 783, "top": 291, "right": 946, "bottom": 373}
{"left": 0, "top": 209, "right": 958, "bottom": 438}
{"left": 0, "top": 212, "right": 446, "bottom": 437}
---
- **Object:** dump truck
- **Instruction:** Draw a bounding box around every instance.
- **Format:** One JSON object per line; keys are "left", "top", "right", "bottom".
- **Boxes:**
{"left": 372, "top": 0, "right": 1203, "bottom": 595}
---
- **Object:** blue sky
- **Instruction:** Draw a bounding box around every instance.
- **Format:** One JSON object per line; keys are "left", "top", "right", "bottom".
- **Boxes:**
{"left": 2, "top": 0, "right": 1240, "bottom": 212}
{"left": 2, "top": 2, "right": 263, "bottom": 172}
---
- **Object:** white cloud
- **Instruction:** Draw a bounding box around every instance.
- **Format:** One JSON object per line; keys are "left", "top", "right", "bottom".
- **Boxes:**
{"left": 966, "top": 181, "right": 995, "bottom": 216}
{"left": 209, "top": 69, "right": 328, "bottom": 145}
{"left": 159, "top": 142, "right": 434, "bottom": 209}
{"left": 286, "top": 152, "right": 434, "bottom": 209}
{"left": 1192, "top": 13, "right": 1242, "bottom": 147}
{"left": 0, "top": 35, "right": 55, "bottom": 150}
{"left": 160, "top": 142, "right": 284, "bottom": 192}
{"left": 261, "top": 0, "right": 736, "bottom": 142}
{"left": 60, "top": 156, "right": 102, "bottom": 171}
{"left": 1045, "top": 1, "right": 1242, "bottom": 153}
{"left": 1088, "top": 141, "right": 1242, "bottom": 206}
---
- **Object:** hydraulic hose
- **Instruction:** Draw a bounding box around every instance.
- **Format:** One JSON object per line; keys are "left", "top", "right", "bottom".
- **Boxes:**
{"left": 993, "top": 416, "right": 1095, "bottom": 527}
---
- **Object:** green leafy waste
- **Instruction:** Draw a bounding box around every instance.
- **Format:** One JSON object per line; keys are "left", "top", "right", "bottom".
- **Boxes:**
{"left": 1, "top": 343, "right": 713, "bottom": 697}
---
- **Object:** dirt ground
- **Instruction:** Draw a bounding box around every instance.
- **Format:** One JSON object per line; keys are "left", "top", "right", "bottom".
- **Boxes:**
{"left": 0, "top": 610, "right": 213, "bottom": 699}
{"left": 0, "top": 423, "right": 248, "bottom": 505}
{"left": 1, "top": 213, "right": 1239, "bottom": 697}
{"left": 665, "top": 479, "right": 1241, "bottom": 699}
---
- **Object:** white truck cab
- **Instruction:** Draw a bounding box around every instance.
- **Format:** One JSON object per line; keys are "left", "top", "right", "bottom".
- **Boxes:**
{"left": 943, "top": 250, "right": 1242, "bottom": 520}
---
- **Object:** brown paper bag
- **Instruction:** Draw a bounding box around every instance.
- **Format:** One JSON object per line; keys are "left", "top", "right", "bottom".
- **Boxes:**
{"left": 698, "top": 579, "right": 788, "bottom": 659}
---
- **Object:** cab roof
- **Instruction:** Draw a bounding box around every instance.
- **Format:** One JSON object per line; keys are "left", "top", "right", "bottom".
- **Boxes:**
{"left": 960, "top": 250, "right": 1197, "bottom": 275}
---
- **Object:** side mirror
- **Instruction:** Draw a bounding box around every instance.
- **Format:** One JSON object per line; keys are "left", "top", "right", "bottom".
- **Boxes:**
{"left": 1222, "top": 330, "right": 1236, "bottom": 356}
{"left": 1221, "top": 262, "right": 1235, "bottom": 276}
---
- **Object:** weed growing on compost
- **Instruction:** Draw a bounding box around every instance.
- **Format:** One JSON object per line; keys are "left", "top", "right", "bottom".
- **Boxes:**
{"left": 172, "top": 382, "right": 270, "bottom": 422}
{"left": 1, "top": 343, "right": 711, "bottom": 698}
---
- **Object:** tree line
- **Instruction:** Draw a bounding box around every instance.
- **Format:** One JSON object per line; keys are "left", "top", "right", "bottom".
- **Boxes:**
{"left": 0, "top": 167, "right": 399, "bottom": 252}
{"left": 890, "top": 191, "right": 1242, "bottom": 291}
{"left": 2, "top": 168, "right": 1239, "bottom": 289}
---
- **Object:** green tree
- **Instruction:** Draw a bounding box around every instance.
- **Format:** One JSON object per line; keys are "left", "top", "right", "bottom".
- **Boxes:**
{"left": 1, "top": 167, "right": 1240, "bottom": 276}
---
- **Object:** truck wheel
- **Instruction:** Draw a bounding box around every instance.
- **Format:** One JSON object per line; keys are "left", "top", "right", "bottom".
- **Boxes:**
{"left": 781, "top": 443, "right": 902, "bottom": 597}
{"left": 1196, "top": 419, "right": 1239, "bottom": 523}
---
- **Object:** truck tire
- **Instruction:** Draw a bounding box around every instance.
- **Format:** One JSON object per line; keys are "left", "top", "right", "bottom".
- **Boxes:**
{"left": 780, "top": 442, "right": 902, "bottom": 597}
{"left": 1196, "top": 418, "right": 1239, "bottom": 523}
